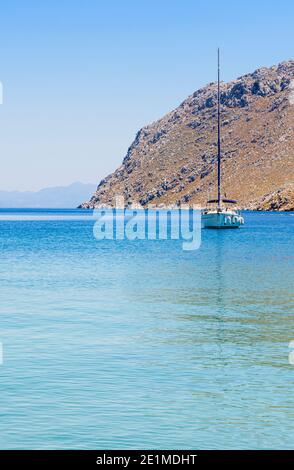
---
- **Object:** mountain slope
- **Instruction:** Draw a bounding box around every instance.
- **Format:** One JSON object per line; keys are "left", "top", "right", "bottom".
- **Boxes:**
{"left": 81, "top": 61, "right": 294, "bottom": 210}
{"left": 0, "top": 182, "right": 96, "bottom": 208}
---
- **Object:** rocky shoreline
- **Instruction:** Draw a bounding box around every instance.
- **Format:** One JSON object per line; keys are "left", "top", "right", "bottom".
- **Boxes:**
{"left": 244, "top": 183, "right": 294, "bottom": 211}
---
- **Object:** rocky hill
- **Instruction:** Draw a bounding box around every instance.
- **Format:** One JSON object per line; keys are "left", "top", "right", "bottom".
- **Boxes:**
{"left": 81, "top": 60, "right": 294, "bottom": 210}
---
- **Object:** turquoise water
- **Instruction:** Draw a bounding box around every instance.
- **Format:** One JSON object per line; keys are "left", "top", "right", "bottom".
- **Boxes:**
{"left": 0, "top": 209, "right": 293, "bottom": 449}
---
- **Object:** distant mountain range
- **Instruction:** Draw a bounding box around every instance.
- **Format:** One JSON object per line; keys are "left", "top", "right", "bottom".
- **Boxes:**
{"left": 0, "top": 182, "right": 97, "bottom": 208}
{"left": 80, "top": 60, "right": 294, "bottom": 211}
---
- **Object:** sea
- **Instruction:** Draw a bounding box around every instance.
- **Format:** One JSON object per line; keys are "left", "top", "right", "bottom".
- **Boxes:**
{"left": 0, "top": 209, "right": 293, "bottom": 449}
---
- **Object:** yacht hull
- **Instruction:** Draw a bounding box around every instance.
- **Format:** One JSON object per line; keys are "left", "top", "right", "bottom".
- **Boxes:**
{"left": 202, "top": 211, "right": 244, "bottom": 229}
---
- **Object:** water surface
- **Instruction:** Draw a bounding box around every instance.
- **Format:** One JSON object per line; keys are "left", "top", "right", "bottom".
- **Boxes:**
{"left": 0, "top": 209, "right": 293, "bottom": 449}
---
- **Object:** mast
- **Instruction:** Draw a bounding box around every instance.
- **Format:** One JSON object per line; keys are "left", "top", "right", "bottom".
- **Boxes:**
{"left": 217, "top": 48, "right": 221, "bottom": 209}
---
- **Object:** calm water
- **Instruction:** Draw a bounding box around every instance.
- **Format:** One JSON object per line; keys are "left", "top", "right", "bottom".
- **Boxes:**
{"left": 0, "top": 209, "right": 293, "bottom": 449}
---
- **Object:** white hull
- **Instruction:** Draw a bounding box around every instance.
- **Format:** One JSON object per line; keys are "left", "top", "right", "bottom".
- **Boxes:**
{"left": 202, "top": 210, "right": 244, "bottom": 229}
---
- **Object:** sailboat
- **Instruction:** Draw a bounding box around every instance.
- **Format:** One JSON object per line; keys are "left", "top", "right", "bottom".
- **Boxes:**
{"left": 202, "top": 50, "right": 244, "bottom": 229}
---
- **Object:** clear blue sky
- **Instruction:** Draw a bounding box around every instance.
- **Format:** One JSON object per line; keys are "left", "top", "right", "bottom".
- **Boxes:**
{"left": 0, "top": 0, "right": 293, "bottom": 190}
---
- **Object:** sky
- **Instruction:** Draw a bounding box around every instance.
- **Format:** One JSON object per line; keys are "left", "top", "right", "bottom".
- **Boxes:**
{"left": 0, "top": 0, "right": 293, "bottom": 191}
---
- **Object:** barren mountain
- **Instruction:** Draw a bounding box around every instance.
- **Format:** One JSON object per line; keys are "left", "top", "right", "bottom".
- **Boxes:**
{"left": 0, "top": 182, "right": 96, "bottom": 208}
{"left": 81, "top": 60, "right": 294, "bottom": 210}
